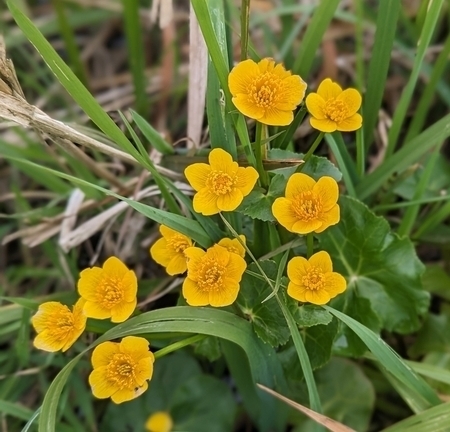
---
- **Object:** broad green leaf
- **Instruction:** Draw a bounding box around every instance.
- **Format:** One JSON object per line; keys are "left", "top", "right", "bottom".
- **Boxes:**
{"left": 304, "top": 318, "right": 338, "bottom": 371}
{"left": 194, "top": 336, "right": 222, "bottom": 361}
{"left": 237, "top": 262, "right": 290, "bottom": 347}
{"left": 422, "top": 265, "right": 450, "bottom": 301}
{"left": 319, "top": 196, "right": 429, "bottom": 335}
{"left": 408, "top": 314, "right": 450, "bottom": 358}
{"left": 292, "top": 359, "right": 375, "bottom": 432}
{"left": 296, "top": 305, "right": 333, "bottom": 327}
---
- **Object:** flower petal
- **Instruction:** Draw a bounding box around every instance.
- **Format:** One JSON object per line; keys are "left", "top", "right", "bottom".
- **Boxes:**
{"left": 272, "top": 197, "right": 299, "bottom": 231}
{"left": 182, "top": 278, "right": 210, "bottom": 306}
{"left": 304, "top": 289, "right": 331, "bottom": 305}
{"left": 91, "top": 341, "right": 120, "bottom": 368}
{"left": 209, "top": 148, "right": 238, "bottom": 174}
{"left": 122, "top": 270, "right": 138, "bottom": 302}
{"left": 103, "top": 256, "right": 130, "bottom": 279}
{"left": 218, "top": 236, "right": 246, "bottom": 258}
{"left": 110, "top": 299, "right": 136, "bottom": 323}
{"left": 150, "top": 238, "right": 172, "bottom": 267}
{"left": 209, "top": 280, "right": 240, "bottom": 307}
{"left": 291, "top": 219, "right": 323, "bottom": 234}
{"left": 228, "top": 59, "right": 260, "bottom": 95}
{"left": 120, "top": 336, "right": 152, "bottom": 361}
{"left": 316, "top": 78, "right": 342, "bottom": 100}
{"left": 287, "top": 256, "right": 309, "bottom": 285}
{"left": 287, "top": 282, "right": 308, "bottom": 302}
{"left": 235, "top": 166, "right": 259, "bottom": 196}
{"left": 61, "top": 325, "right": 85, "bottom": 352}
{"left": 285, "top": 173, "right": 316, "bottom": 199}
{"left": 193, "top": 188, "right": 219, "bottom": 215}
{"left": 305, "top": 93, "right": 326, "bottom": 119}
{"left": 111, "top": 386, "right": 145, "bottom": 404}
{"left": 257, "top": 57, "right": 276, "bottom": 73}
{"left": 310, "top": 117, "right": 337, "bottom": 133}
{"left": 337, "top": 88, "right": 362, "bottom": 116}
{"left": 337, "top": 113, "right": 363, "bottom": 132}
{"left": 31, "top": 302, "right": 64, "bottom": 332}
{"left": 77, "top": 267, "right": 103, "bottom": 301}
{"left": 135, "top": 357, "right": 155, "bottom": 385}
{"left": 83, "top": 301, "right": 111, "bottom": 320}
{"left": 308, "top": 251, "right": 333, "bottom": 273}
{"left": 313, "top": 176, "right": 339, "bottom": 211}
{"left": 315, "top": 204, "right": 340, "bottom": 233}
{"left": 33, "top": 331, "right": 65, "bottom": 352}
{"left": 323, "top": 272, "right": 347, "bottom": 297}
{"left": 276, "top": 75, "right": 307, "bottom": 110}
{"left": 259, "top": 107, "right": 293, "bottom": 126}
{"left": 217, "top": 188, "right": 243, "bottom": 212}
{"left": 207, "top": 244, "right": 231, "bottom": 267}
{"left": 226, "top": 253, "right": 247, "bottom": 281}
{"left": 184, "top": 163, "right": 211, "bottom": 191}
{"left": 89, "top": 367, "right": 116, "bottom": 399}
{"left": 232, "top": 94, "right": 265, "bottom": 120}
{"left": 166, "top": 253, "right": 188, "bottom": 275}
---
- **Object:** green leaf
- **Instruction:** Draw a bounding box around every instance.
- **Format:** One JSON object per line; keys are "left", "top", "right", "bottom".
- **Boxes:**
{"left": 304, "top": 318, "right": 338, "bottom": 370}
{"left": 421, "top": 265, "right": 450, "bottom": 301}
{"left": 319, "top": 196, "right": 429, "bottom": 335}
{"left": 296, "top": 305, "right": 333, "bottom": 327}
{"left": 408, "top": 314, "right": 450, "bottom": 358}
{"left": 194, "top": 336, "right": 222, "bottom": 362}
{"left": 237, "top": 262, "right": 290, "bottom": 347}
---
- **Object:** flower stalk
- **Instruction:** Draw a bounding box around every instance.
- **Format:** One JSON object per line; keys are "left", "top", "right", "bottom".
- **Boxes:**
{"left": 153, "top": 334, "right": 207, "bottom": 359}
{"left": 297, "top": 131, "right": 324, "bottom": 172}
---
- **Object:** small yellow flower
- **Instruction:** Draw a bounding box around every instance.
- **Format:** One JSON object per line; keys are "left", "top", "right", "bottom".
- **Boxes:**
{"left": 229, "top": 58, "right": 307, "bottom": 126}
{"left": 183, "top": 244, "right": 246, "bottom": 307}
{"left": 217, "top": 235, "right": 246, "bottom": 258}
{"left": 272, "top": 173, "right": 339, "bottom": 234}
{"left": 31, "top": 299, "right": 86, "bottom": 352}
{"left": 305, "top": 78, "right": 362, "bottom": 132}
{"left": 89, "top": 336, "right": 154, "bottom": 404}
{"left": 287, "top": 251, "right": 347, "bottom": 305}
{"left": 145, "top": 411, "right": 173, "bottom": 432}
{"left": 77, "top": 256, "right": 137, "bottom": 323}
{"left": 184, "top": 148, "right": 259, "bottom": 216}
{"left": 150, "top": 225, "right": 192, "bottom": 275}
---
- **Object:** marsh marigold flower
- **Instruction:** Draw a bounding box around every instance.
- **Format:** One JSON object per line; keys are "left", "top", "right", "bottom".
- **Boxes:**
{"left": 272, "top": 173, "right": 339, "bottom": 234}
{"left": 150, "top": 225, "right": 192, "bottom": 275}
{"left": 184, "top": 148, "right": 258, "bottom": 216}
{"left": 218, "top": 235, "right": 246, "bottom": 258}
{"left": 31, "top": 299, "right": 86, "bottom": 352}
{"left": 89, "top": 336, "right": 154, "bottom": 404}
{"left": 306, "top": 78, "right": 362, "bottom": 132}
{"left": 183, "top": 244, "right": 246, "bottom": 307}
{"left": 229, "top": 58, "right": 307, "bottom": 126}
{"left": 145, "top": 412, "right": 173, "bottom": 432}
{"left": 287, "top": 251, "right": 346, "bottom": 305}
{"left": 78, "top": 256, "right": 137, "bottom": 323}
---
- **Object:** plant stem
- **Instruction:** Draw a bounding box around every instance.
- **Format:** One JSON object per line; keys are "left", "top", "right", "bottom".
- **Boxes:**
{"left": 153, "top": 334, "right": 206, "bottom": 359}
{"left": 306, "top": 233, "right": 314, "bottom": 258}
{"left": 254, "top": 122, "right": 269, "bottom": 188}
{"left": 240, "top": 0, "right": 251, "bottom": 61}
{"left": 297, "top": 132, "right": 324, "bottom": 172}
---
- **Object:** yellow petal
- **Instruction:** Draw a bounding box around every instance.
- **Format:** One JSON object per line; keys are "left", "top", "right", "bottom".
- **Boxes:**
{"left": 304, "top": 289, "right": 331, "bottom": 305}
{"left": 259, "top": 107, "right": 294, "bottom": 126}
{"left": 226, "top": 253, "right": 247, "bottom": 281}
{"left": 218, "top": 236, "right": 246, "bottom": 258}
{"left": 323, "top": 272, "right": 347, "bottom": 297}
{"left": 313, "top": 176, "right": 339, "bottom": 211}
{"left": 209, "top": 281, "right": 240, "bottom": 307}
{"left": 232, "top": 94, "right": 265, "bottom": 120}
{"left": 285, "top": 173, "right": 316, "bottom": 199}
{"left": 120, "top": 336, "right": 151, "bottom": 361}
{"left": 182, "top": 278, "right": 210, "bottom": 306}
{"left": 217, "top": 188, "right": 243, "bottom": 212}
{"left": 33, "top": 331, "right": 64, "bottom": 352}
{"left": 166, "top": 253, "right": 188, "bottom": 275}
{"left": 31, "top": 302, "right": 63, "bottom": 332}
{"left": 336, "top": 88, "right": 362, "bottom": 116}
{"left": 287, "top": 282, "right": 308, "bottom": 302}
{"left": 316, "top": 78, "right": 342, "bottom": 100}
{"left": 77, "top": 267, "right": 103, "bottom": 301}
{"left": 89, "top": 367, "right": 116, "bottom": 399}
{"left": 257, "top": 57, "right": 276, "bottom": 73}
{"left": 110, "top": 299, "right": 136, "bottom": 323}
{"left": 207, "top": 244, "right": 231, "bottom": 268}
{"left": 91, "top": 341, "right": 119, "bottom": 368}
{"left": 145, "top": 412, "right": 173, "bottom": 432}
{"left": 83, "top": 301, "right": 111, "bottom": 320}
{"left": 135, "top": 357, "right": 154, "bottom": 386}
{"left": 122, "top": 270, "right": 138, "bottom": 302}
{"left": 72, "top": 300, "right": 87, "bottom": 331}
{"left": 291, "top": 219, "right": 322, "bottom": 234}
{"left": 315, "top": 204, "right": 340, "bottom": 233}
{"left": 228, "top": 59, "right": 260, "bottom": 95}
{"left": 61, "top": 325, "right": 85, "bottom": 352}
{"left": 236, "top": 166, "right": 259, "bottom": 196}
{"left": 287, "top": 256, "right": 309, "bottom": 285}
{"left": 193, "top": 188, "right": 220, "bottom": 215}
{"left": 111, "top": 386, "right": 145, "bottom": 404}
{"left": 310, "top": 117, "right": 337, "bottom": 133}
{"left": 308, "top": 251, "right": 333, "bottom": 273}
{"left": 209, "top": 148, "right": 237, "bottom": 173}
{"left": 305, "top": 93, "right": 326, "bottom": 119}
{"left": 159, "top": 225, "right": 179, "bottom": 239}
{"left": 103, "top": 256, "right": 130, "bottom": 279}
{"left": 184, "top": 163, "right": 211, "bottom": 191}
{"left": 150, "top": 238, "right": 172, "bottom": 267}
{"left": 273, "top": 62, "right": 292, "bottom": 79}
{"left": 337, "top": 113, "right": 363, "bottom": 132}
{"left": 272, "top": 197, "right": 299, "bottom": 231}
{"left": 276, "top": 75, "right": 307, "bottom": 110}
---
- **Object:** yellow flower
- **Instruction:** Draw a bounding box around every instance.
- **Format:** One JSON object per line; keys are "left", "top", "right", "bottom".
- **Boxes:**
{"left": 89, "top": 336, "right": 154, "bottom": 404}
{"left": 150, "top": 225, "right": 192, "bottom": 275}
{"left": 305, "top": 78, "right": 362, "bottom": 132}
{"left": 183, "top": 244, "right": 246, "bottom": 307}
{"left": 228, "top": 58, "right": 307, "bottom": 126}
{"left": 184, "top": 148, "right": 259, "bottom": 216}
{"left": 287, "top": 251, "right": 346, "bottom": 305}
{"left": 145, "top": 411, "right": 173, "bottom": 432}
{"left": 31, "top": 299, "right": 86, "bottom": 352}
{"left": 77, "top": 256, "right": 137, "bottom": 323}
{"left": 217, "top": 235, "right": 246, "bottom": 258}
{"left": 272, "top": 173, "right": 339, "bottom": 234}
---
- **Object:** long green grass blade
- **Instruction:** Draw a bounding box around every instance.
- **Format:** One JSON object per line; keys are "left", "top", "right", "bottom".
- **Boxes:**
{"left": 324, "top": 306, "right": 441, "bottom": 408}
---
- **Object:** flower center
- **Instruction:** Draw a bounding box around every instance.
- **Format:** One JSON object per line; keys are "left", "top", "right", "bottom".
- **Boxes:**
{"left": 167, "top": 235, "right": 190, "bottom": 254}
{"left": 97, "top": 277, "right": 125, "bottom": 309}
{"left": 324, "top": 99, "right": 348, "bottom": 123}
{"left": 197, "top": 259, "right": 225, "bottom": 292}
{"left": 291, "top": 191, "right": 322, "bottom": 221}
{"left": 302, "top": 266, "right": 325, "bottom": 291}
{"left": 49, "top": 309, "right": 74, "bottom": 339}
{"left": 250, "top": 72, "right": 282, "bottom": 108}
{"left": 206, "top": 171, "right": 236, "bottom": 196}
{"left": 106, "top": 353, "right": 136, "bottom": 389}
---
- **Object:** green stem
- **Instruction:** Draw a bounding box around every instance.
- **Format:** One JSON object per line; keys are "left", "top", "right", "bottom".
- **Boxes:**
{"left": 254, "top": 122, "right": 269, "bottom": 188}
{"left": 297, "top": 132, "right": 324, "bottom": 172}
{"left": 240, "top": 0, "right": 251, "bottom": 61}
{"left": 306, "top": 233, "right": 314, "bottom": 258}
{"left": 356, "top": 127, "right": 365, "bottom": 177}
{"left": 153, "top": 334, "right": 207, "bottom": 359}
